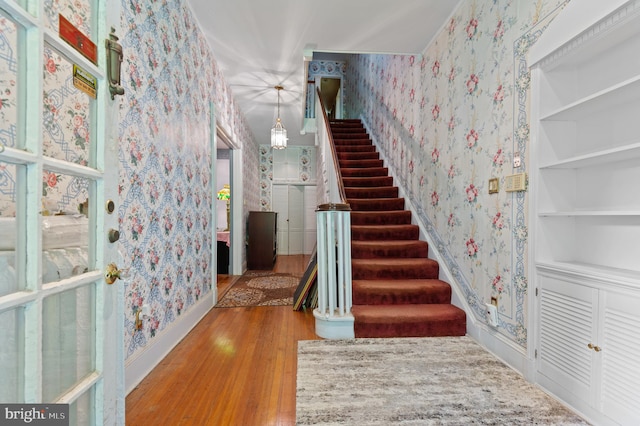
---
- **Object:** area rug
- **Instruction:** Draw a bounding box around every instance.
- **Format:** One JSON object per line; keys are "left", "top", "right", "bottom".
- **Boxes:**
{"left": 216, "top": 271, "right": 301, "bottom": 307}
{"left": 296, "top": 336, "right": 590, "bottom": 425}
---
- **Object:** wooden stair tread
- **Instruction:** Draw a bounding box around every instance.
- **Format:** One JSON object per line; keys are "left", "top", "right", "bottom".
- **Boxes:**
{"left": 337, "top": 152, "right": 380, "bottom": 160}
{"left": 352, "top": 303, "right": 465, "bottom": 319}
{"left": 352, "top": 258, "right": 439, "bottom": 268}
{"left": 345, "top": 186, "right": 399, "bottom": 198}
{"left": 351, "top": 240, "right": 428, "bottom": 258}
{"left": 342, "top": 176, "right": 394, "bottom": 187}
{"left": 351, "top": 240, "right": 428, "bottom": 249}
{"left": 352, "top": 279, "right": 452, "bottom": 305}
{"left": 335, "top": 145, "right": 376, "bottom": 152}
{"left": 352, "top": 258, "right": 439, "bottom": 280}
{"left": 340, "top": 167, "right": 389, "bottom": 177}
{"left": 339, "top": 159, "right": 384, "bottom": 168}
{"left": 351, "top": 224, "right": 419, "bottom": 240}
{"left": 352, "top": 304, "right": 467, "bottom": 338}
{"left": 350, "top": 210, "right": 412, "bottom": 225}
{"left": 348, "top": 198, "right": 405, "bottom": 211}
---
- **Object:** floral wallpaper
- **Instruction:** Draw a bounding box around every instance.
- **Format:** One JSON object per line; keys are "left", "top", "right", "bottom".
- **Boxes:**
{"left": 0, "top": 0, "right": 259, "bottom": 362}
{"left": 345, "top": 0, "right": 568, "bottom": 347}
{"left": 309, "top": 60, "right": 345, "bottom": 78}
{"left": 243, "top": 139, "right": 261, "bottom": 244}
{"left": 259, "top": 145, "right": 316, "bottom": 211}
{"left": 119, "top": 0, "right": 258, "bottom": 359}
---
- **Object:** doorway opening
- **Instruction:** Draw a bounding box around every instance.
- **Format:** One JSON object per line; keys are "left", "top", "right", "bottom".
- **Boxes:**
{"left": 216, "top": 148, "right": 231, "bottom": 274}
{"left": 319, "top": 77, "right": 341, "bottom": 120}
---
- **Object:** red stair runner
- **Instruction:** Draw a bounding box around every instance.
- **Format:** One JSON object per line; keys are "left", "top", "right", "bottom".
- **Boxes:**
{"left": 330, "top": 119, "right": 466, "bottom": 338}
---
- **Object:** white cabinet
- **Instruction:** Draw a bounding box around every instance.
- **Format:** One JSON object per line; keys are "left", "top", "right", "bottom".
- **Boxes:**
{"left": 530, "top": 1, "right": 640, "bottom": 424}
{"left": 537, "top": 267, "right": 640, "bottom": 425}
{"left": 599, "top": 289, "right": 640, "bottom": 424}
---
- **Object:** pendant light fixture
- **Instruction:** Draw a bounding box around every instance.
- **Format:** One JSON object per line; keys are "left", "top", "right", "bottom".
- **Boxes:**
{"left": 271, "top": 85, "right": 287, "bottom": 149}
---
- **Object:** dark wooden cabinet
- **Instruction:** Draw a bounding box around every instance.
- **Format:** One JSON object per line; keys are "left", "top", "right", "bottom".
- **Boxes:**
{"left": 247, "top": 211, "right": 277, "bottom": 269}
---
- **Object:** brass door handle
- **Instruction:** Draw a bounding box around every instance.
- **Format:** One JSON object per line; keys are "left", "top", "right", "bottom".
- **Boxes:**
{"left": 105, "top": 263, "right": 122, "bottom": 284}
{"left": 587, "top": 343, "right": 602, "bottom": 352}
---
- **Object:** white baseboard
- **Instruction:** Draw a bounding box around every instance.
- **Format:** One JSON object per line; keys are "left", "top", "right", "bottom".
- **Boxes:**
{"left": 125, "top": 295, "right": 214, "bottom": 395}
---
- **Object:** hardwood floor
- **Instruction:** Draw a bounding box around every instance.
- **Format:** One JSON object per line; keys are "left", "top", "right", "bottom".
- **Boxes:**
{"left": 125, "top": 255, "right": 319, "bottom": 425}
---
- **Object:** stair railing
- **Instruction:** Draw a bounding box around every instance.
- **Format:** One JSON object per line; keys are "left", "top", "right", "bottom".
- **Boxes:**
{"left": 315, "top": 87, "right": 347, "bottom": 205}
{"left": 314, "top": 88, "right": 354, "bottom": 339}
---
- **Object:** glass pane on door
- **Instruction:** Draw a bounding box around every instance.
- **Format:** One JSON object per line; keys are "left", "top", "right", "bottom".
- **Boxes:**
{"left": 43, "top": 45, "right": 92, "bottom": 166}
{"left": 0, "top": 161, "right": 19, "bottom": 295}
{"left": 43, "top": 0, "right": 93, "bottom": 39}
{"left": 69, "top": 389, "right": 93, "bottom": 426}
{"left": 0, "top": 13, "right": 20, "bottom": 150}
{"left": 42, "top": 284, "right": 95, "bottom": 402}
{"left": 0, "top": 307, "right": 24, "bottom": 403}
{"left": 41, "top": 170, "right": 90, "bottom": 284}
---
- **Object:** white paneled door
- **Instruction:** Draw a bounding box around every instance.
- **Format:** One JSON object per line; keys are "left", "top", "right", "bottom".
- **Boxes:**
{"left": 0, "top": 0, "right": 124, "bottom": 424}
{"left": 273, "top": 184, "right": 316, "bottom": 255}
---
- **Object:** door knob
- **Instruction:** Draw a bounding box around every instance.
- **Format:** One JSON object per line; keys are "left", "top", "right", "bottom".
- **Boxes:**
{"left": 104, "top": 263, "right": 123, "bottom": 284}
{"left": 108, "top": 228, "right": 120, "bottom": 243}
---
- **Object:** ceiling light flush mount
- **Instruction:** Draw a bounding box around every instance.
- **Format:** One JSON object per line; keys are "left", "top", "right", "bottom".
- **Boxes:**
{"left": 271, "top": 85, "right": 287, "bottom": 149}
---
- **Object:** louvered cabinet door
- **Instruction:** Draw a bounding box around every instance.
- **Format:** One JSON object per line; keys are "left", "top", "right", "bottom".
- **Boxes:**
{"left": 538, "top": 273, "right": 599, "bottom": 406}
{"left": 600, "top": 290, "right": 640, "bottom": 425}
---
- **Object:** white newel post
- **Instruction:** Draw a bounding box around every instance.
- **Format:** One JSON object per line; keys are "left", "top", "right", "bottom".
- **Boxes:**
{"left": 314, "top": 203, "right": 354, "bottom": 339}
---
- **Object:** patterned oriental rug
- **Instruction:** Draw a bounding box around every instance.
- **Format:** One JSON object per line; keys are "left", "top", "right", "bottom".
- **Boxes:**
{"left": 216, "top": 271, "right": 301, "bottom": 307}
{"left": 296, "top": 336, "right": 590, "bottom": 425}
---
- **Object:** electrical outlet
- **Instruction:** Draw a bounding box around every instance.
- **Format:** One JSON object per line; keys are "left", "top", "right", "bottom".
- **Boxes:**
{"left": 513, "top": 151, "right": 521, "bottom": 168}
{"left": 504, "top": 173, "right": 527, "bottom": 192}
{"left": 486, "top": 303, "right": 498, "bottom": 327}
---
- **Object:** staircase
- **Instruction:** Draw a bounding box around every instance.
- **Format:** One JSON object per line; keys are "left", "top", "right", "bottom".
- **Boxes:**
{"left": 330, "top": 119, "right": 466, "bottom": 338}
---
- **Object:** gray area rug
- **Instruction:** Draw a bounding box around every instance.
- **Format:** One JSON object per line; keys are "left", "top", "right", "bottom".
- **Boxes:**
{"left": 296, "top": 336, "right": 589, "bottom": 425}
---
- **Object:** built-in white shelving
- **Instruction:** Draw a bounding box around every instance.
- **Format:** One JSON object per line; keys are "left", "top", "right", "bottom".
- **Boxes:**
{"left": 530, "top": 1, "right": 640, "bottom": 425}
{"left": 538, "top": 210, "right": 640, "bottom": 217}
{"left": 540, "top": 141, "right": 640, "bottom": 169}
{"left": 540, "top": 75, "right": 640, "bottom": 121}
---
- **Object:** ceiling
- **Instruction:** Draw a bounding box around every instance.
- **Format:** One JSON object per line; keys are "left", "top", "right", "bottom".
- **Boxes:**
{"left": 186, "top": 0, "right": 459, "bottom": 148}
